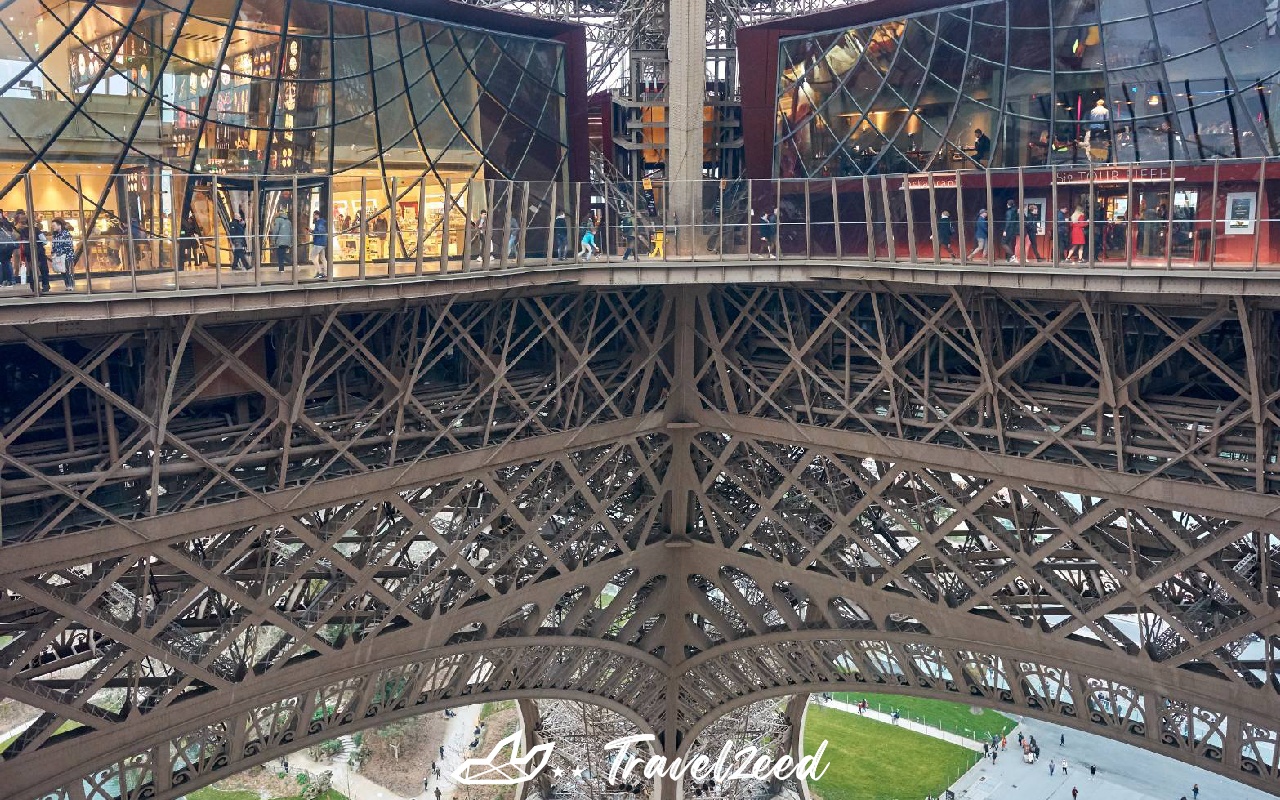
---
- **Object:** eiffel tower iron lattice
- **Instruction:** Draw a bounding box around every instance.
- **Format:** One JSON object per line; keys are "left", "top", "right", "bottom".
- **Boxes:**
{"left": 1, "top": 283, "right": 1278, "bottom": 800}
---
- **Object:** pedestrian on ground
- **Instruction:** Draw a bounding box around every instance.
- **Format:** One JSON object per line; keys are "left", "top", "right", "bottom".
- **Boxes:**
{"left": 439, "top": 745, "right": 445, "bottom": 758}
{"left": 1017, "top": 732, "right": 1024, "bottom": 746}
{"left": 984, "top": 742, "right": 989, "bottom": 755}
{"left": 1062, "top": 759, "right": 1069, "bottom": 776}
{"left": 1069, "top": 207, "right": 1087, "bottom": 262}
{"left": 991, "top": 751, "right": 997, "bottom": 764}
{"left": 891, "top": 710, "right": 900, "bottom": 724}
{"left": 435, "top": 788, "right": 442, "bottom": 800}
{"left": 1049, "top": 759, "right": 1055, "bottom": 776}
{"left": 1060, "top": 733, "right": 1065, "bottom": 746}
{"left": 1090, "top": 764, "right": 1096, "bottom": 779}
{"left": 506, "top": 213, "right": 520, "bottom": 259}
{"left": 424, "top": 776, "right": 430, "bottom": 791}
{"left": 0, "top": 215, "right": 17, "bottom": 286}
{"left": 1000, "top": 736, "right": 1007, "bottom": 751}
{"left": 269, "top": 207, "right": 293, "bottom": 271}
{"left": 1072, "top": 787, "right": 1078, "bottom": 800}
{"left": 1193, "top": 784, "right": 1199, "bottom": 799}
{"left": 310, "top": 211, "right": 328, "bottom": 277}
{"left": 282, "top": 759, "right": 289, "bottom": 774}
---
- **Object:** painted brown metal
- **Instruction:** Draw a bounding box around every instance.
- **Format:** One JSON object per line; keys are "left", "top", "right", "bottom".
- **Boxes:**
{"left": 1, "top": 283, "right": 1278, "bottom": 799}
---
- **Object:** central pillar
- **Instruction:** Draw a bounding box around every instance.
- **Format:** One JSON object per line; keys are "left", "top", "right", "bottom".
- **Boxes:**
{"left": 666, "top": 0, "right": 707, "bottom": 256}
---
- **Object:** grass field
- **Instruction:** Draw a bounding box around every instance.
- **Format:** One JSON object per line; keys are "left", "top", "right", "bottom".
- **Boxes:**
{"left": 830, "top": 692, "right": 1016, "bottom": 740}
{"left": 804, "top": 705, "right": 980, "bottom": 800}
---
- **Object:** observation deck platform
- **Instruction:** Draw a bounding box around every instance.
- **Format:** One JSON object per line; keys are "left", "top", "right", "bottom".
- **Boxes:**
{"left": 8, "top": 255, "right": 1280, "bottom": 329}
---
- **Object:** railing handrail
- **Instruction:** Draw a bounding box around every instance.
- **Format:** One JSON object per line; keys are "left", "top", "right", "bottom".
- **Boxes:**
{"left": 2, "top": 157, "right": 1275, "bottom": 301}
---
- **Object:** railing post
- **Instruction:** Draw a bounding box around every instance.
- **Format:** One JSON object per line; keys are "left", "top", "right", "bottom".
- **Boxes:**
{"left": 388, "top": 175, "right": 399, "bottom": 277}
{"left": 545, "top": 183, "right": 557, "bottom": 266}
{"left": 23, "top": 172, "right": 39, "bottom": 297}
{"left": 121, "top": 174, "right": 138, "bottom": 293}
{"left": 955, "top": 171, "right": 967, "bottom": 262}
{"left": 746, "top": 179, "right": 754, "bottom": 259}
{"left": 482, "top": 180, "right": 494, "bottom": 270}
{"left": 804, "top": 179, "right": 812, "bottom": 259}
{"left": 718, "top": 179, "right": 726, "bottom": 257}
{"left": 211, "top": 175, "right": 221, "bottom": 291}
{"left": 573, "top": 184, "right": 583, "bottom": 263}
{"left": 291, "top": 174, "right": 300, "bottom": 285}
{"left": 862, "top": 176, "right": 875, "bottom": 261}
{"left": 1122, "top": 168, "right": 1134, "bottom": 269}
{"left": 359, "top": 176, "right": 368, "bottom": 280}
{"left": 169, "top": 170, "right": 181, "bottom": 288}
{"left": 880, "top": 175, "right": 897, "bottom": 263}
{"left": 1050, "top": 164, "right": 1060, "bottom": 266}
{"left": 517, "top": 180, "right": 530, "bottom": 268}
{"left": 984, "top": 164, "right": 996, "bottom": 268}
{"left": 500, "top": 183, "right": 513, "bottom": 268}
{"left": 830, "top": 177, "right": 841, "bottom": 260}
{"left": 1208, "top": 159, "right": 1220, "bottom": 269}
{"left": 926, "top": 172, "right": 940, "bottom": 264}
{"left": 1164, "top": 163, "right": 1176, "bottom": 270}
{"left": 252, "top": 177, "right": 263, "bottom": 286}
{"left": 1016, "top": 166, "right": 1026, "bottom": 268}
{"left": 902, "top": 174, "right": 918, "bottom": 263}
{"left": 76, "top": 173, "right": 91, "bottom": 295}
{"left": 440, "top": 178, "right": 452, "bottom": 274}
{"left": 1251, "top": 156, "right": 1266, "bottom": 272}
{"left": 416, "top": 177, "right": 427, "bottom": 276}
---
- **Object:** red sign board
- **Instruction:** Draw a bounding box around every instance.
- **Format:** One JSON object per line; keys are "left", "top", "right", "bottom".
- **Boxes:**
{"left": 1055, "top": 166, "right": 1178, "bottom": 184}
{"left": 901, "top": 173, "right": 958, "bottom": 190}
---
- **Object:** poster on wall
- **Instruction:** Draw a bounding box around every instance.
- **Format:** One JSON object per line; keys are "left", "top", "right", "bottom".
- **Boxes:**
{"left": 1224, "top": 192, "right": 1256, "bottom": 235}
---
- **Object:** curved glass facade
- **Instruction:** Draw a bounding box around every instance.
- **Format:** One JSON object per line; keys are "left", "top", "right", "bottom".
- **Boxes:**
{"left": 773, "top": 0, "right": 1280, "bottom": 177}
{"left": 0, "top": 0, "right": 572, "bottom": 268}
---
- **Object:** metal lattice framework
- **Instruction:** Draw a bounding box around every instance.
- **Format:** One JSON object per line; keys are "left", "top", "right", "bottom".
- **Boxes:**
{"left": 2, "top": 283, "right": 1279, "bottom": 800}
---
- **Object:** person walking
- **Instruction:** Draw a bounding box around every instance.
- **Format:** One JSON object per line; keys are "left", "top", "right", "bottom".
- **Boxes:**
{"left": 984, "top": 742, "right": 990, "bottom": 756}
{"left": 1193, "top": 784, "right": 1199, "bottom": 799}
{"left": 1068, "top": 207, "right": 1087, "bottom": 262}
{"left": 1062, "top": 759, "right": 1069, "bottom": 776}
{"left": 991, "top": 751, "right": 997, "bottom": 764}
{"left": 937, "top": 210, "right": 956, "bottom": 259}
{"left": 1049, "top": 759, "right": 1056, "bottom": 776}
{"left": 620, "top": 213, "right": 636, "bottom": 261}
{"left": 506, "top": 214, "right": 520, "bottom": 259}
{"left": 578, "top": 219, "right": 597, "bottom": 260}
{"left": 1072, "top": 787, "right": 1079, "bottom": 800}
{"left": 434, "top": 788, "right": 441, "bottom": 800}
{"left": 1023, "top": 203, "right": 1043, "bottom": 260}
{"left": 309, "top": 210, "right": 328, "bottom": 277}
{"left": 553, "top": 211, "right": 568, "bottom": 259}
{"left": 756, "top": 208, "right": 778, "bottom": 259}
{"left": 229, "top": 211, "right": 250, "bottom": 271}
{"left": 0, "top": 213, "right": 14, "bottom": 286}
{"left": 1089, "top": 765, "right": 1097, "bottom": 780}
{"left": 1000, "top": 736, "right": 1007, "bottom": 751}
{"left": 439, "top": 745, "right": 445, "bottom": 759}
{"left": 891, "top": 710, "right": 900, "bottom": 724}
{"left": 50, "top": 218, "right": 75, "bottom": 289}
{"left": 968, "top": 208, "right": 988, "bottom": 260}
{"left": 1003, "top": 199, "right": 1020, "bottom": 262}
{"left": 269, "top": 208, "right": 293, "bottom": 272}
{"left": 1060, "top": 733, "right": 1066, "bottom": 747}
{"left": 1056, "top": 208, "right": 1070, "bottom": 262}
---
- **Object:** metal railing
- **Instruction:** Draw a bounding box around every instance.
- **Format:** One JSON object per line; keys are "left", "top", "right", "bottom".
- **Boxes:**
{"left": 1, "top": 158, "right": 1275, "bottom": 301}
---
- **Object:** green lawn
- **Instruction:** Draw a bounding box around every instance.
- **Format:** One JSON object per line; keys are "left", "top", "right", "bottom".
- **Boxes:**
{"left": 480, "top": 700, "right": 516, "bottom": 721}
{"left": 0, "top": 719, "right": 82, "bottom": 752}
{"left": 804, "top": 705, "right": 979, "bottom": 800}
{"left": 830, "top": 691, "right": 1016, "bottom": 740}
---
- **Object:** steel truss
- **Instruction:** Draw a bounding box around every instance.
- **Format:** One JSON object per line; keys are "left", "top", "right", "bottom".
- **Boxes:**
{"left": 1, "top": 284, "right": 1279, "bottom": 800}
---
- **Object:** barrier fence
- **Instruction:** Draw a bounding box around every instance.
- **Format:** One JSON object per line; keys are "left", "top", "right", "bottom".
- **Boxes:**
{"left": 1, "top": 158, "right": 1276, "bottom": 299}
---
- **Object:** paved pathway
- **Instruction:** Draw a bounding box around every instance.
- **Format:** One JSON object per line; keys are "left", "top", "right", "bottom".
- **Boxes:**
{"left": 948, "top": 716, "right": 1275, "bottom": 800}
{"left": 821, "top": 697, "right": 983, "bottom": 752}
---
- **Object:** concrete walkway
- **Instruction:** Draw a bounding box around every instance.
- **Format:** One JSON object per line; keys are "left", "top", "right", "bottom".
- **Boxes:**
{"left": 948, "top": 716, "right": 1275, "bottom": 800}
{"left": 285, "top": 740, "right": 412, "bottom": 800}
{"left": 821, "top": 696, "right": 984, "bottom": 752}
